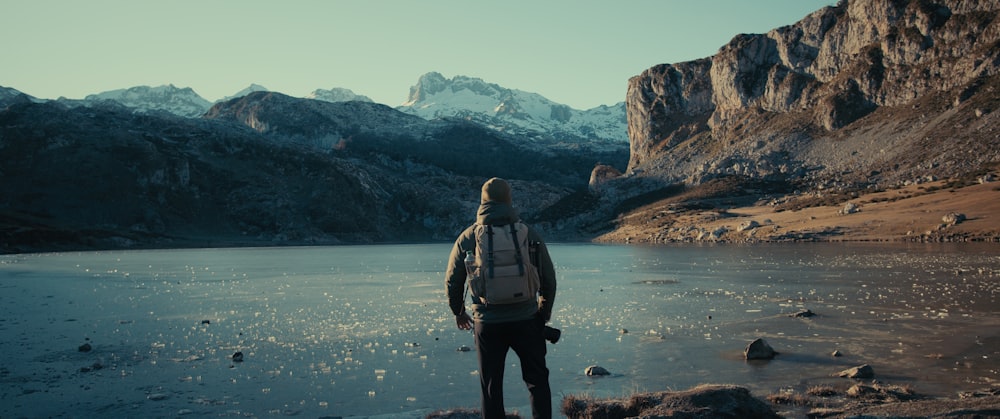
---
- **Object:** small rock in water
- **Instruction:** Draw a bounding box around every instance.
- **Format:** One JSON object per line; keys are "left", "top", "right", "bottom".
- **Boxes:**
{"left": 619, "top": 328, "right": 629, "bottom": 334}
{"left": 201, "top": 320, "right": 211, "bottom": 325}
{"left": 585, "top": 365, "right": 610, "bottom": 376}
{"left": 832, "top": 349, "right": 843, "bottom": 357}
{"left": 79, "top": 362, "right": 103, "bottom": 373}
{"left": 790, "top": 309, "right": 816, "bottom": 318}
{"left": 456, "top": 345, "right": 471, "bottom": 352}
{"left": 744, "top": 338, "right": 777, "bottom": 360}
{"left": 78, "top": 343, "right": 92, "bottom": 352}
{"left": 232, "top": 351, "right": 244, "bottom": 362}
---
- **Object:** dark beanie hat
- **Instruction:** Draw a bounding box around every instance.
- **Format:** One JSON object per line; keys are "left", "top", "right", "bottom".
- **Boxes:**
{"left": 481, "top": 177, "right": 512, "bottom": 204}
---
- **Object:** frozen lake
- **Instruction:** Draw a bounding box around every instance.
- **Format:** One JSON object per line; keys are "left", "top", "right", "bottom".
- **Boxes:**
{"left": 1, "top": 242, "right": 998, "bottom": 417}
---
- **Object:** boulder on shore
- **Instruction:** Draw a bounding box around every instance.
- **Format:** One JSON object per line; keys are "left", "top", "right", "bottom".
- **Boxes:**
{"left": 942, "top": 212, "right": 966, "bottom": 225}
{"left": 838, "top": 364, "right": 875, "bottom": 379}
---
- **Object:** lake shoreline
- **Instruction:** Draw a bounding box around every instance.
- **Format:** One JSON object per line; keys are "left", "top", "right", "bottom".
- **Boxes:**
{"left": 3, "top": 178, "right": 997, "bottom": 256}
{"left": 1, "top": 242, "right": 996, "bottom": 418}
{"left": 594, "top": 177, "right": 1000, "bottom": 246}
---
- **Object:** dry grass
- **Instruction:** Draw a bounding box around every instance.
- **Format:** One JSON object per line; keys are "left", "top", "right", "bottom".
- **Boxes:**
{"left": 560, "top": 384, "right": 781, "bottom": 419}
{"left": 806, "top": 385, "right": 839, "bottom": 397}
{"left": 766, "top": 385, "right": 839, "bottom": 407}
{"left": 846, "top": 383, "right": 919, "bottom": 402}
{"left": 561, "top": 392, "right": 660, "bottom": 419}
{"left": 766, "top": 392, "right": 815, "bottom": 406}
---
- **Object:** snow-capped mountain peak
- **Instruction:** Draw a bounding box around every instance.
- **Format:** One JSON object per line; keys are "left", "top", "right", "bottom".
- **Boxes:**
{"left": 84, "top": 84, "right": 212, "bottom": 118}
{"left": 306, "top": 87, "right": 373, "bottom": 103}
{"left": 397, "top": 72, "right": 627, "bottom": 147}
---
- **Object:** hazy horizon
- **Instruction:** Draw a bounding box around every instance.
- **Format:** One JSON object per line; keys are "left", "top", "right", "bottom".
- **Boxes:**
{"left": 2, "top": 0, "right": 833, "bottom": 109}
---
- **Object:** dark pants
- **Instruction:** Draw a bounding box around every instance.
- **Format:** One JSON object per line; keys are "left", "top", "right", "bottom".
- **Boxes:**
{"left": 474, "top": 318, "right": 551, "bottom": 419}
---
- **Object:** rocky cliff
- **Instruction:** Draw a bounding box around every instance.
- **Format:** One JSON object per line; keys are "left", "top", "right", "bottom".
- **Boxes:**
{"left": 625, "top": 0, "right": 999, "bottom": 189}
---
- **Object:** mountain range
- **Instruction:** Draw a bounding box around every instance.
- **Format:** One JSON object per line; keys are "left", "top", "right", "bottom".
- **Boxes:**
{"left": 2, "top": 0, "right": 998, "bottom": 253}
{"left": 25, "top": 72, "right": 628, "bottom": 151}
{"left": 0, "top": 84, "right": 625, "bottom": 252}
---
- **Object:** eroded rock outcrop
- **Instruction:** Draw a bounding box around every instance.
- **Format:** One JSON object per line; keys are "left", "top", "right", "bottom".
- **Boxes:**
{"left": 626, "top": 0, "right": 1000, "bottom": 187}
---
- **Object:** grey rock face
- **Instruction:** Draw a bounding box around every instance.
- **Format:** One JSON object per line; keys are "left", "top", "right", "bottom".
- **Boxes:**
{"left": 626, "top": 0, "right": 1000, "bottom": 188}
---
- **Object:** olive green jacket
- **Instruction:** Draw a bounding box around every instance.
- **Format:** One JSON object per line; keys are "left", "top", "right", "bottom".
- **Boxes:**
{"left": 445, "top": 201, "right": 557, "bottom": 324}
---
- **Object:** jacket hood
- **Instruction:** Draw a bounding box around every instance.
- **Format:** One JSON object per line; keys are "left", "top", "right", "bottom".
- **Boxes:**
{"left": 476, "top": 201, "right": 519, "bottom": 225}
{"left": 481, "top": 177, "right": 512, "bottom": 204}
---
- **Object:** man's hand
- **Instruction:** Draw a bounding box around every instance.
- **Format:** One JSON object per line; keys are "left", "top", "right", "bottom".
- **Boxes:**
{"left": 456, "top": 312, "right": 473, "bottom": 330}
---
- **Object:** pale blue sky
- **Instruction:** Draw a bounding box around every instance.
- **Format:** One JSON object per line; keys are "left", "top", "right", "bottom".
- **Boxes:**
{"left": 2, "top": 0, "right": 833, "bottom": 109}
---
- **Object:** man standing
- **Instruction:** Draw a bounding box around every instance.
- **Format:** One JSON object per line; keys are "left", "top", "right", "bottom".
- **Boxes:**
{"left": 445, "top": 177, "right": 557, "bottom": 419}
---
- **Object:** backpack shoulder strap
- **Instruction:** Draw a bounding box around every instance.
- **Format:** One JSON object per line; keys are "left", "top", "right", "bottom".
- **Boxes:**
{"left": 486, "top": 224, "right": 495, "bottom": 279}
{"left": 509, "top": 224, "right": 525, "bottom": 276}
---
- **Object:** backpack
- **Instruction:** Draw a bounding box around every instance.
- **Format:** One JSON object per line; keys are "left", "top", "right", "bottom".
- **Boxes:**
{"left": 467, "top": 223, "right": 540, "bottom": 305}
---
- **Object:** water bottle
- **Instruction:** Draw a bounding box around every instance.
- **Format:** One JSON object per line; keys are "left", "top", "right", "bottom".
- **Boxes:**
{"left": 464, "top": 250, "right": 477, "bottom": 278}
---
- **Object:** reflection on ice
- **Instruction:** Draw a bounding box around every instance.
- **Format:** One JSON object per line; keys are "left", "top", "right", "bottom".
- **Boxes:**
{"left": 0, "top": 243, "right": 998, "bottom": 417}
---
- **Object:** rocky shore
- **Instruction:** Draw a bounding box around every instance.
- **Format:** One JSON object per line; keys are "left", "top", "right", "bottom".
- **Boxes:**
{"left": 594, "top": 175, "right": 1000, "bottom": 245}
{"left": 429, "top": 384, "right": 1000, "bottom": 418}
